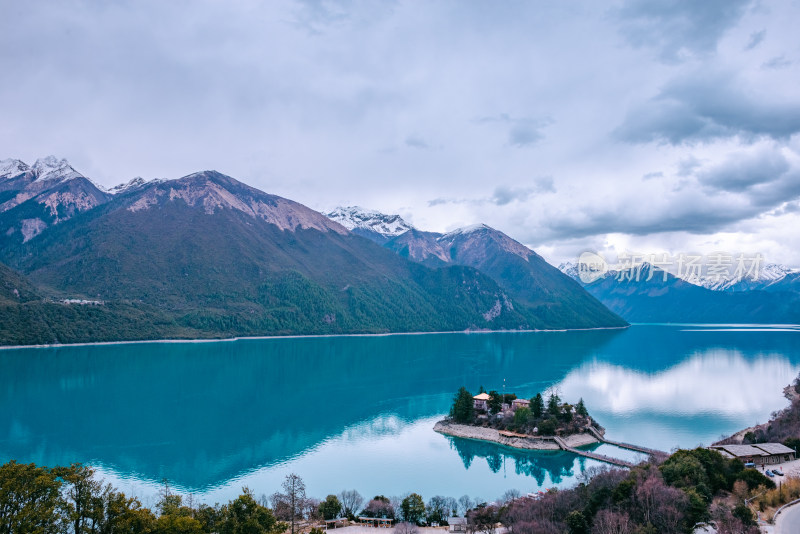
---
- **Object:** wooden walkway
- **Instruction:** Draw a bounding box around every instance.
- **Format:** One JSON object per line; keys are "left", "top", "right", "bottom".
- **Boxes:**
{"left": 553, "top": 436, "right": 635, "bottom": 468}
{"left": 586, "top": 427, "right": 667, "bottom": 456}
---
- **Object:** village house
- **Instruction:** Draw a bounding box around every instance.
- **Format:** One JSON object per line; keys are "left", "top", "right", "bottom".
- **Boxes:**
{"left": 511, "top": 398, "right": 530, "bottom": 412}
{"left": 473, "top": 392, "right": 491, "bottom": 412}
{"left": 709, "top": 443, "right": 796, "bottom": 466}
{"left": 448, "top": 517, "right": 467, "bottom": 532}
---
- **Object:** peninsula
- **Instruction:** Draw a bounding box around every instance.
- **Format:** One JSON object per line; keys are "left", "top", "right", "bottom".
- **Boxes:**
{"left": 435, "top": 387, "right": 603, "bottom": 451}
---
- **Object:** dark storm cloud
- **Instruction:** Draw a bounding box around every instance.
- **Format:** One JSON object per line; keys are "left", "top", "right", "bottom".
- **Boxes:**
{"left": 614, "top": 0, "right": 753, "bottom": 62}
{"left": 698, "top": 149, "right": 790, "bottom": 192}
{"left": 538, "top": 147, "right": 800, "bottom": 241}
{"left": 615, "top": 71, "right": 800, "bottom": 144}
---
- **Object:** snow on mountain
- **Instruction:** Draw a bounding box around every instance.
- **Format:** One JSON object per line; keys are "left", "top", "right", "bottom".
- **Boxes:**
{"left": 761, "top": 263, "right": 796, "bottom": 281}
{"left": 0, "top": 159, "right": 29, "bottom": 179}
{"left": 31, "top": 156, "right": 85, "bottom": 184}
{"left": 326, "top": 206, "right": 414, "bottom": 238}
{"left": 682, "top": 262, "right": 797, "bottom": 291}
{"left": 440, "top": 223, "right": 491, "bottom": 237}
{"left": 558, "top": 261, "right": 581, "bottom": 282}
{"left": 107, "top": 177, "right": 162, "bottom": 195}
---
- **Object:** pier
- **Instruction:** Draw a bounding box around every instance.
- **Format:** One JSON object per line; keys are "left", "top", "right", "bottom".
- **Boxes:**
{"left": 551, "top": 428, "right": 667, "bottom": 468}
{"left": 586, "top": 427, "right": 667, "bottom": 457}
{"left": 552, "top": 436, "right": 635, "bottom": 468}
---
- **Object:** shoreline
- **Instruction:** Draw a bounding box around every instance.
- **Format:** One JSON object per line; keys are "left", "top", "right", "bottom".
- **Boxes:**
{"left": 713, "top": 384, "right": 799, "bottom": 445}
{"left": 433, "top": 420, "right": 599, "bottom": 451}
{"left": 0, "top": 325, "right": 630, "bottom": 351}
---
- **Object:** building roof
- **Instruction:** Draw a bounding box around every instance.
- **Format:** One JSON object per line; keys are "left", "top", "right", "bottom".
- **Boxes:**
{"left": 473, "top": 392, "right": 491, "bottom": 400}
{"left": 754, "top": 443, "right": 796, "bottom": 455}
{"left": 711, "top": 444, "right": 770, "bottom": 457}
{"left": 710, "top": 443, "right": 796, "bottom": 458}
{"left": 512, "top": 398, "right": 530, "bottom": 405}
{"left": 448, "top": 517, "right": 467, "bottom": 525}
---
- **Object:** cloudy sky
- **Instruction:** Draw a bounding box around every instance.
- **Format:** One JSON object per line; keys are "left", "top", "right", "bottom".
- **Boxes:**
{"left": 2, "top": 0, "right": 800, "bottom": 267}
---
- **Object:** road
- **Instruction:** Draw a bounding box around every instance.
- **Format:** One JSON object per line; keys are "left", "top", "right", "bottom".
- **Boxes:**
{"left": 775, "top": 501, "right": 800, "bottom": 534}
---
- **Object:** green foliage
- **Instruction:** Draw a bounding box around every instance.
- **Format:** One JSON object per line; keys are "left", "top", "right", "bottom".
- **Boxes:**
{"left": 565, "top": 510, "right": 588, "bottom": 534}
{"left": 531, "top": 393, "right": 544, "bottom": 419}
{"left": 450, "top": 388, "right": 474, "bottom": 423}
{"left": 319, "top": 495, "right": 342, "bottom": 520}
{"left": 683, "top": 487, "right": 710, "bottom": 526}
{"left": 487, "top": 390, "right": 503, "bottom": 415}
{"left": 547, "top": 393, "right": 561, "bottom": 416}
{"left": 218, "top": 488, "right": 285, "bottom": 534}
{"left": 660, "top": 448, "right": 745, "bottom": 501}
{"left": 513, "top": 407, "right": 531, "bottom": 428}
{"left": 537, "top": 417, "right": 557, "bottom": 436}
{"left": 401, "top": 493, "right": 425, "bottom": 525}
{"left": 732, "top": 503, "right": 756, "bottom": 526}
{"left": 734, "top": 468, "right": 775, "bottom": 490}
{"left": 575, "top": 398, "right": 588, "bottom": 417}
{"left": 0, "top": 461, "right": 63, "bottom": 534}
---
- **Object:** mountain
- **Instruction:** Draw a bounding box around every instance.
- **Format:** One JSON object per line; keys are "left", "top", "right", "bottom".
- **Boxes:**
{"left": 558, "top": 261, "right": 581, "bottom": 282}
{"left": 684, "top": 262, "right": 798, "bottom": 292}
{"left": 326, "top": 206, "right": 414, "bottom": 244}
{"left": 0, "top": 156, "right": 111, "bottom": 244}
{"left": 381, "top": 222, "right": 627, "bottom": 328}
{"left": 579, "top": 263, "right": 800, "bottom": 323}
{"left": 2, "top": 169, "right": 562, "bottom": 343}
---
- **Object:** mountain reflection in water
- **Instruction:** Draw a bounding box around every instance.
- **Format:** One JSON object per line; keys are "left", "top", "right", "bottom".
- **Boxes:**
{"left": 1, "top": 325, "right": 798, "bottom": 502}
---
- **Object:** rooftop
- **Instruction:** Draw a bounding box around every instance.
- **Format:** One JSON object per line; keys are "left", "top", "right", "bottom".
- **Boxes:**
{"left": 473, "top": 393, "right": 491, "bottom": 400}
{"left": 710, "top": 443, "right": 795, "bottom": 457}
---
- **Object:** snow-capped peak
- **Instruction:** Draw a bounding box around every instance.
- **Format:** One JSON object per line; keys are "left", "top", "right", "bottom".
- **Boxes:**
{"left": 442, "top": 223, "right": 491, "bottom": 237}
{"left": 107, "top": 176, "right": 161, "bottom": 195}
{"left": 684, "top": 262, "right": 797, "bottom": 290}
{"left": 32, "top": 156, "right": 84, "bottom": 183}
{"left": 558, "top": 261, "right": 581, "bottom": 281}
{"left": 326, "top": 206, "right": 414, "bottom": 237}
{"left": 0, "top": 158, "right": 30, "bottom": 179}
{"left": 760, "top": 263, "right": 796, "bottom": 281}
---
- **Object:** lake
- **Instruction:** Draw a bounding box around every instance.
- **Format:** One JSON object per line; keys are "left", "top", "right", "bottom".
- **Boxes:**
{"left": 2, "top": 324, "right": 799, "bottom": 507}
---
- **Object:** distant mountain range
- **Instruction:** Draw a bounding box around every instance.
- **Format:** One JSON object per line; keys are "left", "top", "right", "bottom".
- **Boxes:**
{"left": 558, "top": 261, "right": 800, "bottom": 324}
{"left": 327, "top": 208, "right": 622, "bottom": 328}
{"left": 0, "top": 157, "right": 625, "bottom": 345}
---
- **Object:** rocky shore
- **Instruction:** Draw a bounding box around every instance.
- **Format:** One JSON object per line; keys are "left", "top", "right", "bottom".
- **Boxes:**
{"left": 434, "top": 420, "right": 599, "bottom": 450}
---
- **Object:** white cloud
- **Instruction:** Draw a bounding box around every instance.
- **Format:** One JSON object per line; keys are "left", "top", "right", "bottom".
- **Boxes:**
{"left": 1, "top": 0, "right": 799, "bottom": 267}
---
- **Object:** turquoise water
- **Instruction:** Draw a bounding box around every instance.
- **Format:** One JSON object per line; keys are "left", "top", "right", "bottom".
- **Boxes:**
{"left": 1, "top": 324, "right": 799, "bottom": 506}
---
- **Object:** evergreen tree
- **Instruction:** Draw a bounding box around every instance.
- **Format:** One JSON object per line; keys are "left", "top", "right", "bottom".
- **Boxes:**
{"left": 487, "top": 390, "right": 503, "bottom": 415}
{"left": 576, "top": 398, "right": 588, "bottom": 417}
{"left": 401, "top": 493, "right": 425, "bottom": 525}
{"left": 450, "top": 387, "right": 474, "bottom": 423}
{"left": 319, "top": 495, "right": 342, "bottom": 520}
{"left": 547, "top": 392, "right": 561, "bottom": 416}
{"left": 531, "top": 393, "right": 544, "bottom": 419}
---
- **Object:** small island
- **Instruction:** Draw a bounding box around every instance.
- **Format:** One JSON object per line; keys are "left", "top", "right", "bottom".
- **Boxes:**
{"left": 435, "top": 386, "right": 605, "bottom": 451}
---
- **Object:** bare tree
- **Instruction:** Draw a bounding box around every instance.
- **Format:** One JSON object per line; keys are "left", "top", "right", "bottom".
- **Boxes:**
{"left": 458, "top": 495, "right": 474, "bottom": 517}
{"left": 592, "top": 510, "right": 633, "bottom": 534}
{"left": 275, "top": 473, "right": 306, "bottom": 534}
{"left": 444, "top": 496, "right": 459, "bottom": 518}
{"left": 396, "top": 521, "right": 419, "bottom": 534}
{"left": 338, "top": 489, "right": 364, "bottom": 518}
{"left": 501, "top": 489, "right": 521, "bottom": 505}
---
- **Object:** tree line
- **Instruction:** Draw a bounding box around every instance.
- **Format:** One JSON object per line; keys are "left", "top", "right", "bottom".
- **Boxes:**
{"left": 0, "top": 444, "right": 779, "bottom": 534}
{"left": 450, "top": 386, "right": 597, "bottom": 436}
